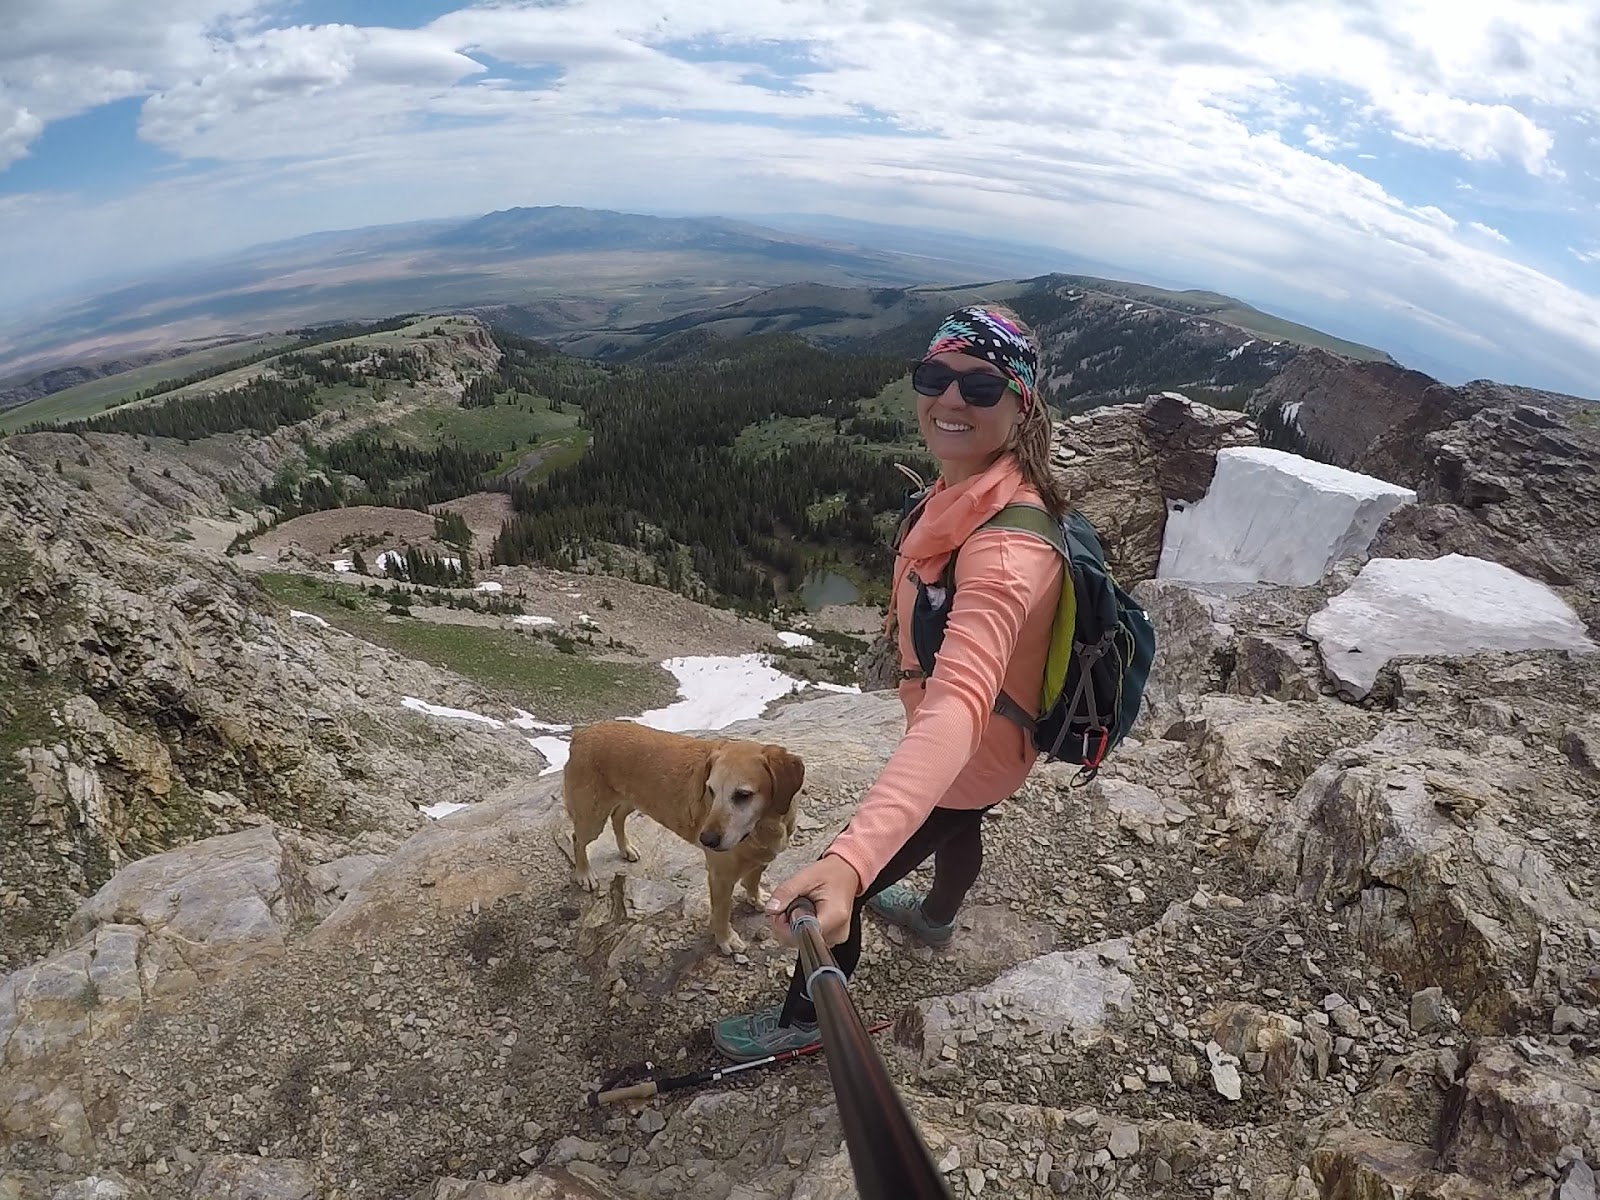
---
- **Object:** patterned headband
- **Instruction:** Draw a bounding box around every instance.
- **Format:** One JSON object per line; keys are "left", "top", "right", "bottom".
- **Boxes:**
{"left": 924, "top": 305, "right": 1039, "bottom": 412}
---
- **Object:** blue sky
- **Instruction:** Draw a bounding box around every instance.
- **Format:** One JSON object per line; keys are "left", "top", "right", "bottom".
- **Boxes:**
{"left": 1, "top": 0, "right": 1598, "bottom": 394}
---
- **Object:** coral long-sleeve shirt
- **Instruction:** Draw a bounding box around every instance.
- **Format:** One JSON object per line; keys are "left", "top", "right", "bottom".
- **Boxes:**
{"left": 825, "top": 479, "right": 1064, "bottom": 893}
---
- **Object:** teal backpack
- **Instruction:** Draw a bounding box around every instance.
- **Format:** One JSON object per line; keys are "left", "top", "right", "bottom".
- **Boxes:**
{"left": 892, "top": 486, "right": 1157, "bottom": 783}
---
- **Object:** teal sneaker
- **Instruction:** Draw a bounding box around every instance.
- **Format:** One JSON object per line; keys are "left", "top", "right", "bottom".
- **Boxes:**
{"left": 711, "top": 1003, "right": 820, "bottom": 1063}
{"left": 865, "top": 883, "right": 956, "bottom": 947}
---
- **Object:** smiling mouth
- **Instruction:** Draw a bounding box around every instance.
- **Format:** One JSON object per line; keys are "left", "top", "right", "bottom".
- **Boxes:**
{"left": 934, "top": 419, "right": 972, "bottom": 433}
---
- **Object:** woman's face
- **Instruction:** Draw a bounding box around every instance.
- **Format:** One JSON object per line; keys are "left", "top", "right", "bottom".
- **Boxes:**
{"left": 914, "top": 350, "right": 1024, "bottom": 481}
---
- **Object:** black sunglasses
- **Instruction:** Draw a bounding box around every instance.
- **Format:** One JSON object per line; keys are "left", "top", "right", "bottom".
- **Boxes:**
{"left": 910, "top": 360, "right": 1016, "bottom": 407}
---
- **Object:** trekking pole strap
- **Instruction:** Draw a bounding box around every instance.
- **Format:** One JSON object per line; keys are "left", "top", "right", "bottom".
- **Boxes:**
{"left": 785, "top": 897, "right": 952, "bottom": 1200}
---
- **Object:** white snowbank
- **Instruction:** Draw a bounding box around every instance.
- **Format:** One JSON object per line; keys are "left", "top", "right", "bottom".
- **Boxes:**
{"left": 375, "top": 550, "right": 405, "bottom": 576}
{"left": 400, "top": 696, "right": 505, "bottom": 729}
{"left": 510, "top": 709, "right": 571, "bottom": 733}
{"left": 331, "top": 559, "right": 354, "bottom": 573}
{"left": 475, "top": 581, "right": 504, "bottom": 593}
{"left": 630, "top": 654, "right": 806, "bottom": 733}
{"left": 289, "top": 609, "right": 330, "bottom": 629}
{"left": 420, "top": 801, "right": 470, "bottom": 820}
{"left": 1158, "top": 446, "right": 1416, "bottom": 587}
{"left": 514, "top": 615, "right": 556, "bottom": 628}
{"left": 530, "top": 736, "right": 570, "bottom": 777}
{"left": 777, "top": 631, "right": 815, "bottom": 648}
{"left": 1307, "top": 554, "right": 1598, "bottom": 697}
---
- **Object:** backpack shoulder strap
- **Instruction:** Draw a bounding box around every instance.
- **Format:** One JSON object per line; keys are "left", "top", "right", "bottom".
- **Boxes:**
{"left": 977, "top": 503, "right": 1068, "bottom": 558}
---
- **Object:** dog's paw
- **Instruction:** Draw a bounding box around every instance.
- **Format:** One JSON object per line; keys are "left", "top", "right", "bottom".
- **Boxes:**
{"left": 621, "top": 846, "right": 641, "bottom": 863}
{"left": 743, "top": 885, "right": 770, "bottom": 910}
{"left": 716, "top": 930, "right": 746, "bottom": 956}
{"left": 573, "top": 867, "right": 598, "bottom": 892}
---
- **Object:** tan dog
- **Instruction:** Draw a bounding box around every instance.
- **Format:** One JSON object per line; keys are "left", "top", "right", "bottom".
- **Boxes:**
{"left": 562, "top": 721, "right": 805, "bottom": 954}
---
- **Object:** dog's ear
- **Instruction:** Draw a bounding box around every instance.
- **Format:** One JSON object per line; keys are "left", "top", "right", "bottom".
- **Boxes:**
{"left": 762, "top": 745, "right": 805, "bottom": 814}
{"left": 699, "top": 742, "right": 722, "bottom": 794}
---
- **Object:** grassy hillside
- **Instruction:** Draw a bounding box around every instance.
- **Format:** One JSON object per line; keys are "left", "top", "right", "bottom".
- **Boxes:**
{"left": 552, "top": 273, "right": 1392, "bottom": 374}
{"left": 257, "top": 572, "right": 674, "bottom": 722}
{"left": 0, "top": 335, "right": 296, "bottom": 433}
{"left": 1052, "top": 275, "right": 1394, "bottom": 362}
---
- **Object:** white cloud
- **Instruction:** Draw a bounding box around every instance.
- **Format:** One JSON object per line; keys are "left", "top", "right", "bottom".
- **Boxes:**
{"left": 1371, "top": 90, "right": 1557, "bottom": 175}
{"left": 1468, "top": 221, "right": 1510, "bottom": 244}
{"left": 0, "top": 0, "right": 268, "bottom": 164}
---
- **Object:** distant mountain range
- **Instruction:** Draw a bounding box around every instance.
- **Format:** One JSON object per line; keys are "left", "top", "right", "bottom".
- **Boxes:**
{"left": 0, "top": 204, "right": 1415, "bottom": 425}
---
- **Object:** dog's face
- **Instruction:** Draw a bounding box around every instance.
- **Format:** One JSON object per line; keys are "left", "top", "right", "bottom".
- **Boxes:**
{"left": 697, "top": 741, "right": 805, "bottom": 852}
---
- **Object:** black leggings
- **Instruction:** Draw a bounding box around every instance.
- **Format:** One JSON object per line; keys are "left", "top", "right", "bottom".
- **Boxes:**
{"left": 779, "top": 804, "right": 991, "bottom": 1026}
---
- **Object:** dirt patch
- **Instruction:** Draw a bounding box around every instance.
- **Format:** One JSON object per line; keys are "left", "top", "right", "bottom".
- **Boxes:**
{"left": 431, "top": 491, "right": 514, "bottom": 547}
{"left": 253, "top": 505, "right": 443, "bottom": 561}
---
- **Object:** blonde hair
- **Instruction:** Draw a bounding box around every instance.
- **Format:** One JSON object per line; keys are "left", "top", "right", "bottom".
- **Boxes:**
{"left": 984, "top": 303, "right": 1068, "bottom": 519}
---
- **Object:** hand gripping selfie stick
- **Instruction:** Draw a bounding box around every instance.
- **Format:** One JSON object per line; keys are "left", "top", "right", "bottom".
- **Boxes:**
{"left": 785, "top": 896, "right": 952, "bottom": 1200}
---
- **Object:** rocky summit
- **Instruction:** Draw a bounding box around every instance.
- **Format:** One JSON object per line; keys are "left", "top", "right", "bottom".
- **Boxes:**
{"left": 2, "top": 357, "right": 1599, "bottom": 1200}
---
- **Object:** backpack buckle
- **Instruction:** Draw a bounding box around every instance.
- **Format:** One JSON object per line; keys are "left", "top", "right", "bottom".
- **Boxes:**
{"left": 1081, "top": 726, "right": 1110, "bottom": 769}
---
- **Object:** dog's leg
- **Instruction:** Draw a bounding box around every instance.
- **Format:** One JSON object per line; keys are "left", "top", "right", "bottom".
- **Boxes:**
{"left": 740, "top": 862, "right": 770, "bottom": 911}
{"left": 610, "top": 805, "right": 640, "bottom": 863}
{"left": 707, "top": 854, "right": 745, "bottom": 955}
{"left": 569, "top": 804, "right": 608, "bottom": 892}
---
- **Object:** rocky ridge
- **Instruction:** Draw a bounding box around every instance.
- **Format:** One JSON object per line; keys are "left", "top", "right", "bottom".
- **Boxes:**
{"left": 0, "top": 437, "right": 552, "bottom": 973}
{"left": 2, "top": 384, "right": 1598, "bottom": 1200}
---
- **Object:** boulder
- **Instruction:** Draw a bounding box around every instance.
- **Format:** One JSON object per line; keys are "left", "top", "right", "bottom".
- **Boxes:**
{"left": 1437, "top": 1043, "right": 1600, "bottom": 1179}
{"left": 1157, "top": 446, "right": 1416, "bottom": 587}
{"left": 1306, "top": 1125, "right": 1526, "bottom": 1199}
{"left": 64, "top": 825, "right": 327, "bottom": 999}
{"left": 1258, "top": 743, "right": 1600, "bottom": 1031}
{"left": 1369, "top": 401, "right": 1600, "bottom": 632}
{"left": 189, "top": 1156, "right": 318, "bottom": 1199}
{"left": 0, "top": 825, "right": 333, "bottom": 1155}
{"left": 912, "top": 938, "right": 1136, "bottom": 1064}
{"left": 1307, "top": 554, "right": 1598, "bottom": 699}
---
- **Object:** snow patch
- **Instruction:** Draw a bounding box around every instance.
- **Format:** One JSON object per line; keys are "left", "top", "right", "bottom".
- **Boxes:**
{"left": 374, "top": 550, "right": 405, "bottom": 576}
{"left": 777, "top": 631, "right": 815, "bottom": 647}
{"left": 510, "top": 709, "right": 572, "bottom": 733}
{"left": 289, "top": 609, "right": 330, "bottom": 629}
{"left": 630, "top": 654, "right": 805, "bottom": 733}
{"left": 514, "top": 615, "right": 556, "bottom": 627}
{"left": 475, "top": 581, "right": 504, "bottom": 593}
{"left": 1307, "top": 554, "right": 1597, "bottom": 697}
{"left": 1158, "top": 447, "right": 1415, "bottom": 587}
{"left": 420, "top": 801, "right": 470, "bottom": 820}
{"left": 331, "top": 559, "right": 354, "bottom": 573}
{"left": 400, "top": 696, "right": 505, "bottom": 729}
{"left": 529, "top": 736, "right": 570, "bottom": 777}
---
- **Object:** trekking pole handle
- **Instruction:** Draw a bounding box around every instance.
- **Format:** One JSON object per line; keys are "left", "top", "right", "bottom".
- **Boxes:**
{"left": 782, "top": 896, "right": 952, "bottom": 1200}
{"left": 591, "top": 1080, "right": 658, "bottom": 1106}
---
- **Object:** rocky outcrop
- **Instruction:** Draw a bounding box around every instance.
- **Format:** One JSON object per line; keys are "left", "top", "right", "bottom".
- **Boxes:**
{"left": 0, "top": 439, "right": 552, "bottom": 972}
{"left": 1370, "top": 402, "right": 1600, "bottom": 633}
{"left": 1247, "top": 349, "right": 1480, "bottom": 482}
{"left": 1258, "top": 737, "right": 1600, "bottom": 1033}
{"left": 1052, "top": 391, "right": 1258, "bottom": 582}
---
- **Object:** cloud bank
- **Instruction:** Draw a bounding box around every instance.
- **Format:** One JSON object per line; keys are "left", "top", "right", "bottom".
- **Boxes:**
{"left": 0, "top": 0, "right": 1596, "bottom": 393}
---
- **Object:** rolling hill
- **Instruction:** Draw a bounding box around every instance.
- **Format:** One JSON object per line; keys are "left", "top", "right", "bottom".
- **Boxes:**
{"left": 0, "top": 205, "right": 1392, "bottom": 421}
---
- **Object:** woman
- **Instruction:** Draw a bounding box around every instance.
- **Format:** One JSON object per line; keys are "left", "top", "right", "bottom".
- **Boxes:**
{"left": 712, "top": 303, "right": 1070, "bottom": 1061}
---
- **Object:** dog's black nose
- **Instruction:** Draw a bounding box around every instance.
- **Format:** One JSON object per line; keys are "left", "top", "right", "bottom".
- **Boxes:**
{"left": 699, "top": 830, "right": 721, "bottom": 848}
